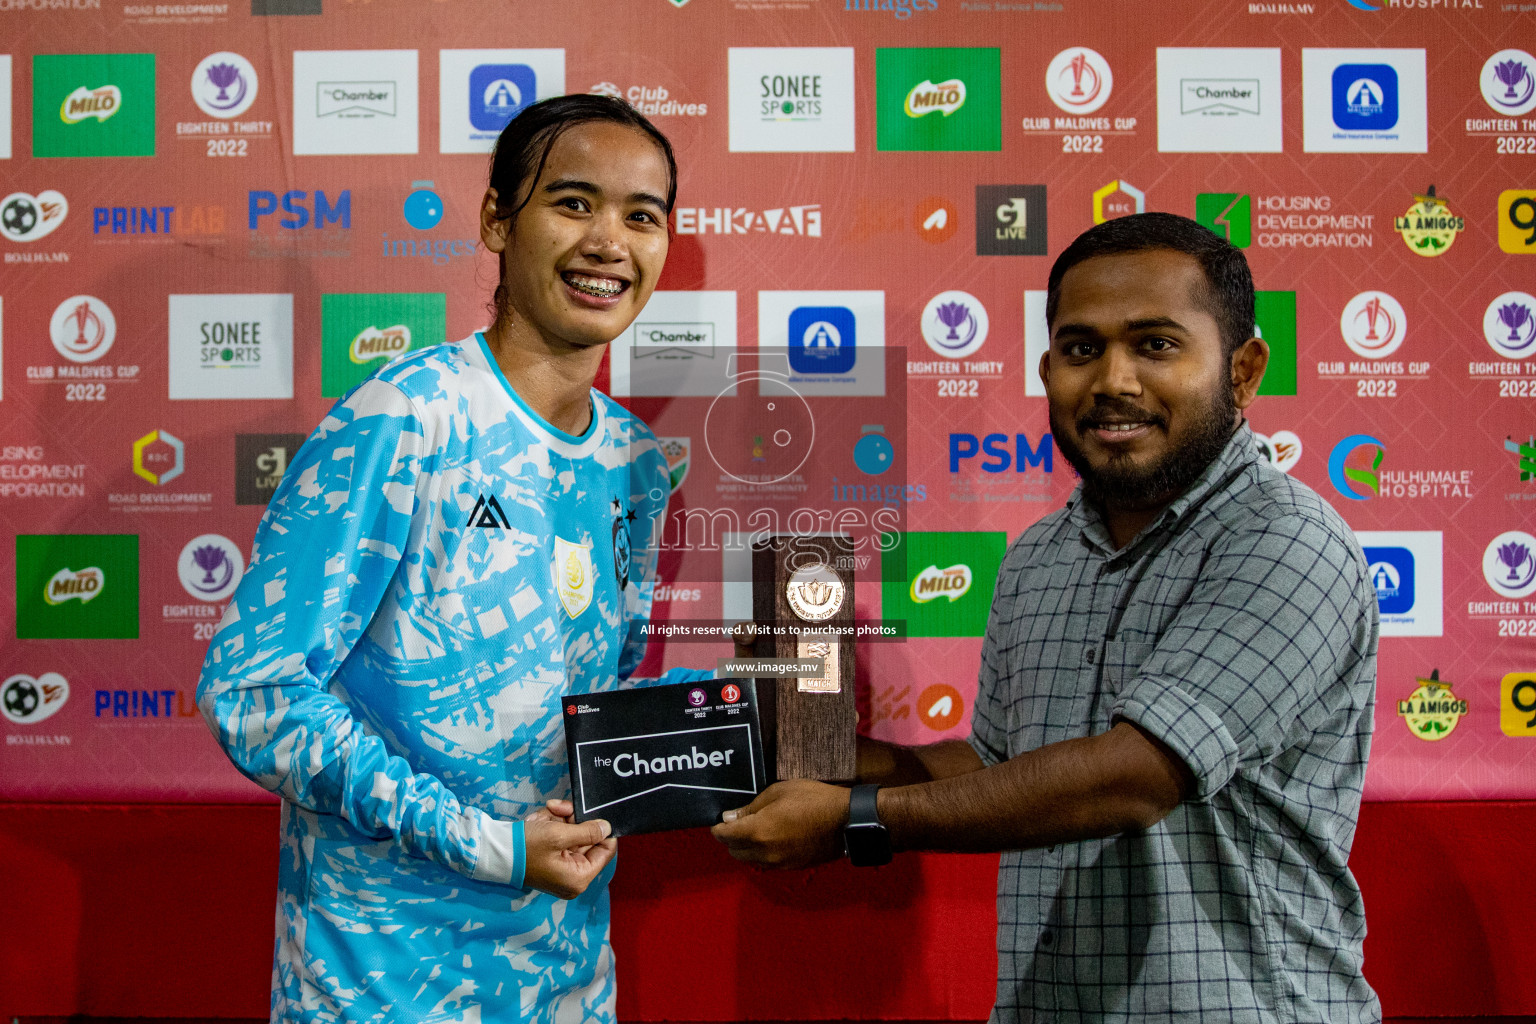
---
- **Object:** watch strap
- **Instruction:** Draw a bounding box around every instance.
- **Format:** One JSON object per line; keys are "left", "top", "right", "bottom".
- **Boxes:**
{"left": 848, "top": 783, "right": 882, "bottom": 827}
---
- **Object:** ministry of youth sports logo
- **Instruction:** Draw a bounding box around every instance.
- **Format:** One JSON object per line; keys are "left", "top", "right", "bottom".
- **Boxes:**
{"left": 1340, "top": 291, "right": 1406, "bottom": 360}
{"left": 1046, "top": 48, "right": 1112, "bottom": 115}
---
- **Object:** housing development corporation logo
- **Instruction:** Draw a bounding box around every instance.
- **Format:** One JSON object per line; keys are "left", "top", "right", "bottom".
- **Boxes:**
{"left": 1046, "top": 47, "right": 1112, "bottom": 115}
{"left": 1481, "top": 49, "right": 1536, "bottom": 117}
{"left": 15, "top": 533, "right": 139, "bottom": 639}
{"left": 1483, "top": 292, "right": 1536, "bottom": 360}
{"left": 1329, "top": 434, "right": 1385, "bottom": 500}
{"left": 1340, "top": 291, "right": 1406, "bottom": 359}
{"left": 727, "top": 48, "right": 855, "bottom": 153}
{"left": 440, "top": 50, "right": 564, "bottom": 153}
{"left": 876, "top": 47, "right": 1001, "bottom": 151}
{"left": 1, "top": 190, "right": 69, "bottom": 243}
{"left": 33, "top": 53, "right": 156, "bottom": 157}
{"left": 1393, "top": 185, "right": 1463, "bottom": 257}
{"left": 49, "top": 295, "right": 116, "bottom": 363}
{"left": 1157, "top": 48, "right": 1283, "bottom": 153}
{"left": 235, "top": 433, "right": 307, "bottom": 505}
{"left": 191, "top": 52, "right": 257, "bottom": 119}
{"left": 976, "top": 185, "right": 1047, "bottom": 256}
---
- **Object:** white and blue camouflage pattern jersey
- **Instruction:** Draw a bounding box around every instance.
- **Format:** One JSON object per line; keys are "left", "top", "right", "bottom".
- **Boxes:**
{"left": 197, "top": 333, "right": 711, "bottom": 1024}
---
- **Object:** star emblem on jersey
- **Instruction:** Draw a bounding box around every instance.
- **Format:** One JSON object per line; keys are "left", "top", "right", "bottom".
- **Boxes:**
{"left": 554, "top": 536, "right": 596, "bottom": 618}
{"left": 466, "top": 493, "right": 511, "bottom": 529}
{"left": 612, "top": 498, "right": 636, "bottom": 590}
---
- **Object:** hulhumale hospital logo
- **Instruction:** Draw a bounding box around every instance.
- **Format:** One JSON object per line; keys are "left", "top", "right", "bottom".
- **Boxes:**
{"left": 1483, "top": 531, "right": 1536, "bottom": 600}
{"left": 1329, "top": 434, "right": 1385, "bottom": 500}
{"left": 1484, "top": 292, "right": 1536, "bottom": 360}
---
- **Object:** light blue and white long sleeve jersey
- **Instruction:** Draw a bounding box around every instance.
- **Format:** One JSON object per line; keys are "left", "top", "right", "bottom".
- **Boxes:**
{"left": 196, "top": 333, "right": 710, "bottom": 1024}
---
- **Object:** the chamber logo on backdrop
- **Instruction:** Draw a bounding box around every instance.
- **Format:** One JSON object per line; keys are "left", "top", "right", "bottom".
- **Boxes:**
{"left": 235, "top": 434, "right": 307, "bottom": 505}
{"left": 1046, "top": 47, "right": 1112, "bottom": 115}
{"left": 1156, "top": 48, "right": 1283, "bottom": 153}
{"left": 32, "top": 53, "right": 155, "bottom": 157}
{"left": 1483, "top": 531, "right": 1536, "bottom": 600}
{"left": 881, "top": 531, "right": 1005, "bottom": 637}
{"left": 1484, "top": 293, "right": 1536, "bottom": 361}
{"left": 876, "top": 47, "right": 1000, "bottom": 151}
{"left": 132, "top": 429, "right": 183, "bottom": 486}
{"left": 49, "top": 295, "right": 115, "bottom": 363}
{"left": 609, "top": 291, "right": 738, "bottom": 397}
{"left": 1499, "top": 189, "right": 1536, "bottom": 255}
{"left": 921, "top": 291, "right": 988, "bottom": 359}
{"left": 167, "top": 293, "right": 294, "bottom": 400}
{"left": 320, "top": 292, "right": 446, "bottom": 397}
{"left": 590, "top": 81, "right": 707, "bottom": 118}
{"left": 293, "top": 50, "right": 417, "bottom": 155}
{"left": 1, "top": 190, "right": 67, "bottom": 244}
{"left": 1356, "top": 531, "right": 1443, "bottom": 637}
{"left": 15, "top": 533, "right": 138, "bottom": 639}
{"left": 758, "top": 290, "right": 885, "bottom": 397}
{"left": 1, "top": 673, "right": 69, "bottom": 726}
{"left": 440, "top": 49, "right": 564, "bottom": 153}
{"left": 727, "top": 47, "right": 856, "bottom": 153}
{"left": 1393, "top": 185, "right": 1463, "bottom": 256}
{"left": 177, "top": 534, "right": 243, "bottom": 603}
{"left": 1397, "top": 669, "right": 1465, "bottom": 741}
{"left": 1302, "top": 48, "right": 1427, "bottom": 152}
{"left": 1093, "top": 180, "right": 1145, "bottom": 223}
{"left": 975, "top": 185, "right": 1046, "bottom": 256}
{"left": 1481, "top": 49, "right": 1536, "bottom": 117}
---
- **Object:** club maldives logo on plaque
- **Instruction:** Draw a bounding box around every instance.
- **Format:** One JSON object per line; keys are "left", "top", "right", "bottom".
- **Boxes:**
{"left": 1481, "top": 49, "right": 1536, "bottom": 117}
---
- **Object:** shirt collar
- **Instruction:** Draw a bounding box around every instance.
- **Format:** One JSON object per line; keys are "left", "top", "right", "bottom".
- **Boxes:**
{"left": 1068, "top": 421, "right": 1262, "bottom": 558}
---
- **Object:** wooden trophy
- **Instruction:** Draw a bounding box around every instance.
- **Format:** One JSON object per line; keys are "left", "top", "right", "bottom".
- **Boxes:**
{"left": 751, "top": 535, "right": 858, "bottom": 782}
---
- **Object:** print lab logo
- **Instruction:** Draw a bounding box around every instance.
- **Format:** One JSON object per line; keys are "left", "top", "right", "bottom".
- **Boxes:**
{"left": 1328, "top": 434, "right": 1385, "bottom": 500}
{"left": 1483, "top": 531, "right": 1536, "bottom": 599}
{"left": 49, "top": 296, "right": 116, "bottom": 363}
{"left": 177, "top": 534, "right": 244, "bottom": 602}
{"left": 975, "top": 185, "right": 1047, "bottom": 256}
{"left": 191, "top": 52, "right": 257, "bottom": 119}
{"left": 1, "top": 673, "right": 70, "bottom": 726}
{"left": 1340, "top": 291, "right": 1406, "bottom": 360}
{"left": 1356, "top": 530, "right": 1442, "bottom": 637}
{"left": 1481, "top": 49, "right": 1536, "bottom": 117}
{"left": 1483, "top": 292, "right": 1536, "bottom": 361}
{"left": 1046, "top": 48, "right": 1112, "bottom": 114}
{"left": 921, "top": 291, "right": 988, "bottom": 359}
{"left": 727, "top": 48, "right": 856, "bottom": 153}
{"left": 0, "top": 190, "right": 69, "bottom": 243}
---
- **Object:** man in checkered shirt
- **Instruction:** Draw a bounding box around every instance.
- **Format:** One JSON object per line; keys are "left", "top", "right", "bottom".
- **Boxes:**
{"left": 715, "top": 213, "right": 1382, "bottom": 1023}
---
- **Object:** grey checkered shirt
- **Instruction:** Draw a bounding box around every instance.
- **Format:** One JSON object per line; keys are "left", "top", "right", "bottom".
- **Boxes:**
{"left": 969, "top": 423, "right": 1381, "bottom": 1024}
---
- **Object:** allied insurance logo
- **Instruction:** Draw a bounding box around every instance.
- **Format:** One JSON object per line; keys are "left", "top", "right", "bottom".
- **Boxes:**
{"left": 49, "top": 296, "right": 116, "bottom": 363}
{"left": 1397, "top": 669, "right": 1466, "bottom": 741}
{"left": 1393, "top": 185, "right": 1462, "bottom": 257}
{"left": 439, "top": 50, "right": 564, "bottom": 154}
{"left": 1046, "top": 47, "right": 1112, "bottom": 115}
{"left": 32, "top": 53, "right": 157, "bottom": 158}
{"left": 1340, "top": 291, "right": 1406, "bottom": 359}
{"left": 1484, "top": 292, "right": 1536, "bottom": 361}
{"left": 0, "top": 190, "right": 69, "bottom": 243}
{"left": 1358, "top": 530, "right": 1442, "bottom": 637}
{"left": 1328, "top": 434, "right": 1385, "bottom": 500}
{"left": 1481, "top": 49, "right": 1536, "bottom": 118}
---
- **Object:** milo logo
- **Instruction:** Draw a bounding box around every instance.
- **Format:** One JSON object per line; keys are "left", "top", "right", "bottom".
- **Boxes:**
{"left": 905, "top": 78, "right": 966, "bottom": 118}
{"left": 909, "top": 563, "right": 972, "bottom": 604}
{"left": 349, "top": 325, "right": 411, "bottom": 364}
{"left": 61, "top": 85, "right": 121, "bottom": 124}
{"left": 45, "top": 566, "right": 104, "bottom": 605}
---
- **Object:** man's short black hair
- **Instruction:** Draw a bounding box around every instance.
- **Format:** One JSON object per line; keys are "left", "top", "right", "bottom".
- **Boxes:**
{"left": 1045, "top": 212, "right": 1256, "bottom": 358}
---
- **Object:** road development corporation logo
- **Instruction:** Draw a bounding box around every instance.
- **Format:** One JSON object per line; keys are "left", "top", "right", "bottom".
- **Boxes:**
{"left": 1, "top": 190, "right": 68, "bottom": 243}
{"left": 1393, "top": 186, "right": 1462, "bottom": 257}
{"left": 15, "top": 533, "right": 139, "bottom": 640}
{"left": 32, "top": 54, "right": 156, "bottom": 158}
{"left": 1484, "top": 292, "right": 1536, "bottom": 360}
{"left": 440, "top": 50, "right": 563, "bottom": 154}
{"left": 877, "top": 47, "right": 1001, "bottom": 151}
{"left": 882, "top": 531, "right": 1005, "bottom": 637}
{"left": 191, "top": 52, "right": 257, "bottom": 119}
{"left": 610, "top": 291, "right": 738, "bottom": 397}
{"left": 1, "top": 673, "right": 69, "bottom": 726}
{"left": 921, "top": 291, "right": 988, "bottom": 359}
{"left": 1481, "top": 49, "right": 1536, "bottom": 117}
{"left": 1302, "top": 48, "right": 1426, "bottom": 153}
{"left": 1329, "top": 434, "right": 1385, "bottom": 500}
{"left": 49, "top": 296, "right": 116, "bottom": 363}
{"left": 1340, "top": 291, "right": 1406, "bottom": 359}
{"left": 167, "top": 293, "right": 294, "bottom": 400}
{"left": 293, "top": 50, "right": 418, "bottom": 155}
{"left": 1156, "top": 48, "right": 1283, "bottom": 153}
{"left": 236, "top": 433, "right": 307, "bottom": 505}
{"left": 177, "top": 534, "right": 244, "bottom": 602}
{"left": 1046, "top": 47, "right": 1112, "bottom": 115}
{"left": 727, "top": 48, "right": 856, "bottom": 153}
{"left": 1397, "top": 669, "right": 1466, "bottom": 741}
{"left": 1483, "top": 530, "right": 1536, "bottom": 599}
{"left": 1357, "top": 530, "right": 1442, "bottom": 637}
{"left": 133, "top": 429, "right": 184, "bottom": 485}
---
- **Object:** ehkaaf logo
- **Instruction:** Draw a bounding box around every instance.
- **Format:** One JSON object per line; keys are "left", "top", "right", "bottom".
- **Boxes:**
{"left": 1, "top": 673, "right": 70, "bottom": 726}
{"left": 674, "top": 205, "right": 821, "bottom": 236}
{"left": 1, "top": 190, "right": 69, "bottom": 243}
{"left": 235, "top": 433, "right": 306, "bottom": 505}
{"left": 248, "top": 189, "right": 351, "bottom": 231}
{"left": 60, "top": 84, "right": 120, "bottom": 123}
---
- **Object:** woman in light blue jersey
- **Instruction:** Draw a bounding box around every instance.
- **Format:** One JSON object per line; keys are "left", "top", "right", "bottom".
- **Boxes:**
{"left": 197, "top": 95, "right": 712, "bottom": 1024}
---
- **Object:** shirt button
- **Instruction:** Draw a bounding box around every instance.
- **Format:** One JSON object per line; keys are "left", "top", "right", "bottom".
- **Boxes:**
{"left": 1085, "top": 647, "right": 1097, "bottom": 664}
{"left": 1040, "top": 929, "right": 1055, "bottom": 946}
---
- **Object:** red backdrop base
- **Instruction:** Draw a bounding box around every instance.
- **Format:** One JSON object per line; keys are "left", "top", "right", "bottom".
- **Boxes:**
{"left": 1, "top": 801, "right": 1532, "bottom": 1019}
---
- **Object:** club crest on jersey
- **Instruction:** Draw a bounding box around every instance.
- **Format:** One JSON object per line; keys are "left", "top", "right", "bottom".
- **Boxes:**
{"left": 554, "top": 536, "right": 595, "bottom": 618}
{"left": 611, "top": 498, "right": 636, "bottom": 590}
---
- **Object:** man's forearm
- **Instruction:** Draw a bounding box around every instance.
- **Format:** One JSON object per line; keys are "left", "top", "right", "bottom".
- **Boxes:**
{"left": 856, "top": 734, "right": 984, "bottom": 787}
{"left": 876, "top": 721, "right": 1192, "bottom": 854}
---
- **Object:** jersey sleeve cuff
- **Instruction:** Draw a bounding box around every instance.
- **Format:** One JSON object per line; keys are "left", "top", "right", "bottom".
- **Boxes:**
{"left": 472, "top": 817, "right": 526, "bottom": 888}
{"left": 1112, "top": 677, "right": 1241, "bottom": 799}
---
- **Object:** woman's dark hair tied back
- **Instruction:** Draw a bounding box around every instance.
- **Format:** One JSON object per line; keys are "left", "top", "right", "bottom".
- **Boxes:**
{"left": 488, "top": 94, "right": 678, "bottom": 223}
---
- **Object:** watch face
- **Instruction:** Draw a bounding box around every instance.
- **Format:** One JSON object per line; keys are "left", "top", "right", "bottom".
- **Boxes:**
{"left": 845, "top": 823, "right": 893, "bottom": 867}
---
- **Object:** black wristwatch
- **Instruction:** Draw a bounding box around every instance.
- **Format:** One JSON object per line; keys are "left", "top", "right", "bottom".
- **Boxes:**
{"left": 843, "top": 784, "right": 892, "bottom": 867}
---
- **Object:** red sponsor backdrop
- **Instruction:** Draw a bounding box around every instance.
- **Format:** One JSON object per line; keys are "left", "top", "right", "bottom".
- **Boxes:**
{"left": 1, "top": 1, "right": 1534, "bottom": 804}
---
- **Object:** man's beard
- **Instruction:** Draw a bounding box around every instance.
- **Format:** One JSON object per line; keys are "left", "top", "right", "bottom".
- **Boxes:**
{"left": 1050, "top": 384, "right": 1236, "bottom": 512}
